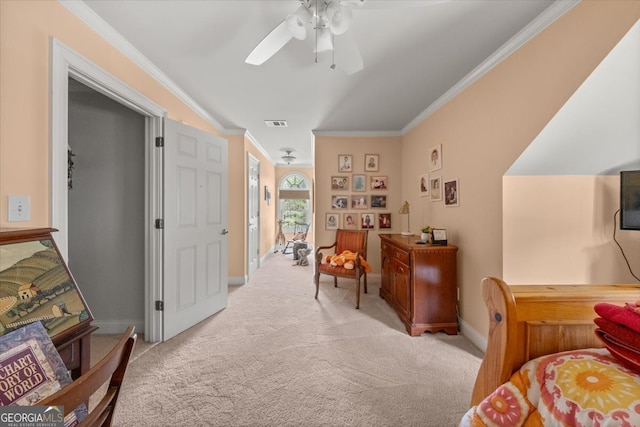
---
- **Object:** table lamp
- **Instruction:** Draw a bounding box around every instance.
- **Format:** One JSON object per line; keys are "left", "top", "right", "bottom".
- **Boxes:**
{"left": 398, "top": 201, "right": 411, "bottom": 235}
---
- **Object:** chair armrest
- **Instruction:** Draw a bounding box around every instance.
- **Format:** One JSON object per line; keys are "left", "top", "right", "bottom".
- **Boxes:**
{"left": 314, "top": 242, "right": 337, "bottom": 265}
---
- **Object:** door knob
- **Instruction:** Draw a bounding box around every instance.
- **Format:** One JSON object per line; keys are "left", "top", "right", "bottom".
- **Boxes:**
{"left": 221, "top": 229, "right": 229, "bottom": 235}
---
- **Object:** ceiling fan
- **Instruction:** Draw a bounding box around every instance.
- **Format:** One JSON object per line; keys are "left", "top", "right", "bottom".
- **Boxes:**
{"left": 245, "top": 0, "right": 367, "bottom": 75}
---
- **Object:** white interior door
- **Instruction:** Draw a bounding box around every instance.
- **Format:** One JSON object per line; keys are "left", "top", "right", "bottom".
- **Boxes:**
{"left": 247, "top": 154, "right": 260, "bottom": 278}
{"left": 163, "top": 118, "right": 228, "bottom": 340}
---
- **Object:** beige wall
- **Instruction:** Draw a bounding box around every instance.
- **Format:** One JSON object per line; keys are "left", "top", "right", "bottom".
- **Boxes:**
{"left": 313, "top": 135, "right": 403, "bottom": 272}
{"left": 504, "top": 176, "right": 640, "bottom": 284}
{"left": 0, "top": 1, "right": 223, "bottom": 227}
{"left": 401, "top": 1, "right": 640, "bottom": 341}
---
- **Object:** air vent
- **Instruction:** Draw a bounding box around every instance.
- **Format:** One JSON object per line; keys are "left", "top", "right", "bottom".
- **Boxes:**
{"left": 265, "top": 120, "right": 288, "bottom": 128}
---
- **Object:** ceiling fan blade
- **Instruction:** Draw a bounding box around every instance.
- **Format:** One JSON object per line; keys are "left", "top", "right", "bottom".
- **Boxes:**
{"left": 334, "top": 31, "right": 363, "bottom": 75}
{"left": 245, "top": 20, "right": 293, "bottom": 65}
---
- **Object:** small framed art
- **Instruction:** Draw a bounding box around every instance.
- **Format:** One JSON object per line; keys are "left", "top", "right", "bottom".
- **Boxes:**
{"left": 419, "top": 174, "right": 429, "bottom": 197}
{"left": 378, "top": 213, "right": 391, "bottom": 229}
{"left": 338, "top": 155, "right": 352, "bottom": 172}
{"left": 343, "top": 213, "right": 358, "bottom": 230}
{"left": 430, "top": 176, "right": 442, "bottom": 202}
{"left": 370, "top": 195, "right": 387, "bottom": 208}
{"left": 331, "top": 176, "right": 349, "bottom": 190}
{"left": 331, "top": 195, "right": 348, "bottom": 209}
{"left": 352, "top": 174, "right": 367, "bottom": 192}
{"left": 360, "top": 213, "right": 374, "bottom": 229}
{"left": 370, "top": 176, "right": 388, "bottom": 190}
{"left": 429, "top": 144, "right": 442, "bottom": 172}
{"left": 365, "top": 154, "right": 379, "bottom": 172}
{"left": 444, "top": 179, "right": 459, "bottom": 207}
{"left": 326, "top": 213, "right": 339, "bottom": 230}
{"left": 432, "top": 229, "right": 447, "bottom": 245}
{"left": 351, "top": 195, "right": 368, "bottom": 209}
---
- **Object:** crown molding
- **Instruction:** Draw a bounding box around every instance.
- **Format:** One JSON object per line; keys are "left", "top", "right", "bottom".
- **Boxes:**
{"left": 312, "top": 130, "right": 403, "bottom": 137}
{"left": 245, "top": 130, "right": 275, "bottom": 165}
{"left": 58, "top": 0, "right": 229, "bottom": 133}
{"left": 402, "top": 0, "right": 580, "bottom": 134}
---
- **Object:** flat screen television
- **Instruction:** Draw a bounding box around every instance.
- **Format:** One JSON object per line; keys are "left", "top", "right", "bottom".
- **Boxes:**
{"left": 620, "top": 170, "right": 640, "bottom": 230}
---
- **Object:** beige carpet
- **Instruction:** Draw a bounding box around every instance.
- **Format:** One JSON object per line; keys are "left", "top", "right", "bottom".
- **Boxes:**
{"left": 95, "top": 251, "right": 483, "bottom": 426}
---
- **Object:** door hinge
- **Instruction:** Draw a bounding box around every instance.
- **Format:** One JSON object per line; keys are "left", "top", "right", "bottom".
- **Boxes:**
{"left": 155, "top": 300, "right": 164, "bottom": 311}
{"left": 155, "top": 219, "right": 164, "bottom": 229}
{"left": 155, "top": 136, "right": 164, "bottom": 147}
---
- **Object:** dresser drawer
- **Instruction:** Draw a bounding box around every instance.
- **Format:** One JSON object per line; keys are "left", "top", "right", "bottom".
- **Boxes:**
{"left": 390, "top": 248, "right": 409, "bottom": 265}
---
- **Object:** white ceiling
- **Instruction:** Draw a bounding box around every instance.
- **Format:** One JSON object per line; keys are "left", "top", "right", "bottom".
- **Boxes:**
{"left": 72, "top": 0, "right": 572, "bottom": 166}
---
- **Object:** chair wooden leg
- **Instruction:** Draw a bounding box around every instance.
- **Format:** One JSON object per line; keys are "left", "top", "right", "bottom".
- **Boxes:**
{"left": 334, "top": 277, "right": 338, "bottom": 288}
{"left": 314, "top": 271, "right": 320, "bottom": 299}
{"left": 364, "top": 273, "right": 368, "bottom": 294}
{"left": 355, "top": 277, "right": 360, "bottom": 309}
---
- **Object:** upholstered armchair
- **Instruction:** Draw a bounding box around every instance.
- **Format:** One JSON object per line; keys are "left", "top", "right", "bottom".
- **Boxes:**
{"left": 314, "top": 229, "right": 369, "bottom": 309}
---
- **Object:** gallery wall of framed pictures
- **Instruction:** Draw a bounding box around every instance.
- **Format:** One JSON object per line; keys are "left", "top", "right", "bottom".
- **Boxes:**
{"left": 420, "top": 144, "right": 460, "bottom": 207}
{"left": 328, "top": 154, "right": 391, "bottom": 230}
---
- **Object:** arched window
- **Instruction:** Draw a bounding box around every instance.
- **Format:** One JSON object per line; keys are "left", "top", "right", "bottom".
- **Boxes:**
{"left": 279, "top": 173, "right": 311, "bottom": 233}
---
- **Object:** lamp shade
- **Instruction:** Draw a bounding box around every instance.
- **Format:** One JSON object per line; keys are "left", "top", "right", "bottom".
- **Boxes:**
{"left": 314, "top": 27, "right": 334, "bottom": 52}
{"left": 398, "top": 201, "right": 410, "bottom": 214}
{"left": 328, "top": 4, "right": 353, "bottom": 35}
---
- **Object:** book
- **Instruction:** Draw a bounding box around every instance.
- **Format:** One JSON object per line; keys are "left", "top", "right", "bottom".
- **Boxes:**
{"left": 0, "top": 321, "right": 87, "bottom": 426}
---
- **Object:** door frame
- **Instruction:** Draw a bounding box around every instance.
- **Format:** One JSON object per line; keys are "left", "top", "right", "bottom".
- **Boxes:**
{"left": 50, "top": 38, "right": 165, "bottom": 342}
{"left": 246, "top": 153, "right": 260, "bottom": 279}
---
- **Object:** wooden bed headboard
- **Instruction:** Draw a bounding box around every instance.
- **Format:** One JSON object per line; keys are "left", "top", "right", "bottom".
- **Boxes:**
{"left": 470, "top": 276, "right": 640, "bottom": 406}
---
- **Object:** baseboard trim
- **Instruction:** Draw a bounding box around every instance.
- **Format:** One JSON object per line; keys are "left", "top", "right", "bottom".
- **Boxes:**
{"left": 459, "top": 317, "right": 486, "bottom": 353}
{"left": 93, "top": 319, "right": 144, "bottom": 335}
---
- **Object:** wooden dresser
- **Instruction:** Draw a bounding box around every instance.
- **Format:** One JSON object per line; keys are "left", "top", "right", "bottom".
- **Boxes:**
{"left": 379, "top": 234, "right": 458, "bottom": 336}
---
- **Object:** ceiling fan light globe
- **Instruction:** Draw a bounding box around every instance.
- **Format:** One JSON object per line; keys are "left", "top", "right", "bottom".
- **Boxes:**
{"left": 330, "top": 6, "right": 353, "bottom": 35}
{"left": 286, "top": 6, "right": 312, "bottom": 40}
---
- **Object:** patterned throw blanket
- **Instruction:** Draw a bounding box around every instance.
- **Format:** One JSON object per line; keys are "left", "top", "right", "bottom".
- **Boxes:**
{"left": 460, "top": 301, "right": 640, "bottom": 427}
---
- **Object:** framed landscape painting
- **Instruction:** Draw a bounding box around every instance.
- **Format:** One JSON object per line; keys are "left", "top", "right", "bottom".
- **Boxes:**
{"left": 0, "top": 232, "right": 93, "bottom": 340}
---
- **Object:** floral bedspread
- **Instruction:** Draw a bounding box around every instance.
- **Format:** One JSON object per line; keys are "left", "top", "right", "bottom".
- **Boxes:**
{"left": 459, "top": 348, "right": 640, "bottom": 427}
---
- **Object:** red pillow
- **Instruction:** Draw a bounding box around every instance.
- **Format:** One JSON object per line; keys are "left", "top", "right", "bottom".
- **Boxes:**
{"left": 594, "top": 303, "right": 640, "bottom": 333}
{"left": 594, "top": 317, "right": 640, "bottom": 351}
{"left": 595, "top": 329, "right": 640, "bottom": 374}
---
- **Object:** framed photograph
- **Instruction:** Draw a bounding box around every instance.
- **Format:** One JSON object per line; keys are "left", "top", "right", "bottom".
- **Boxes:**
{"left": 365, "top": 154, "right": 379, "bottom": 172}
{"left": 419, "top": 174, "right": 430, "bottom": 196}
{"left": 331, "top": 176, "right": 349, "bottom": 190}
{"left": 432, "top": 228, "right": 448, "bottom": 246}
{"left": 338, "top": 155, "right": 352, "bottom": 172}
{"left": 378, "top": 213, "right": 392, "bottom": 229}
{"left": 352, "top": 174, "right": 367, "bottom": 192}
{"left": 351, "top": 195, "right": 368, "bottom": 209}
{"left": 444, "top": 179, "right": 459, "bottom": 207}
{"left": 370, "top": 195, "right": 387, "bottom": 208}
{"left": 343, "top": 213, "right": 358, "bottom": 230}
{"left": 325, "top": 213, "right": 339, "bottom": 230}
{"left": 430, "top": 176, "right": 442, "bottom": 202}
{"left": 429, "top": 144, "right": 442, "bottom": 172}
{"left": 360, "top": 213, "right": 375, "bottom": 229}
{"left": 370, "top": 176, "right": 388, "bottom": 190}
{"left": 331, "top": 195, "right": 348, "bottom": 209}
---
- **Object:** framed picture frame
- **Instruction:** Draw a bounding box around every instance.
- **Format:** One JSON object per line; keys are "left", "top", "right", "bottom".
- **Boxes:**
{"left": 343, "top": 213, "right": 358, "bottom": 230}
{"left": 331, "top": 176, "right": 349, "bottom": 190}
{"left": 351, "top": 195, "right": 368, "bottom": 209}
{"left": 352, "top": 174, "right": 367, "bottom": 192}
{"left": 432, "top": 228, "right": 448, "bottom": 246}
{"left": 378, "top": 213, "right": 392, "bottom": 229}
{"left": 331, "top": 195, "right": 348, "bottom": 209}
{"left": 264, "top": 185, "right": 271, "bottom": 205}
{"left": 325, "top": 213, "right": 339, "bottom": 230}
{"left": 429, "top": 144, "right": 442, "bottom": 172}
{"left": 444, "top": 178, "right": 459, "bottom": 207}
{"left": 370, "top": 176, "right": 388, "bottom": 190}
{"left": 338, "top": 155, "right": 352, "bottom": 172}
{"left": 419, "top": 174, "right": 430, "bottom": 196}
{"left": 365, "top": 154, "right": 379, "bottom": 172}
{"left": 360, "top": 213, "right": 375, "bottom": 229}
{"left": 430, "top": 176, "right": 442, "bottom": 202}
{"left": 370, "top": 195, "right": 387, "bottom": 208}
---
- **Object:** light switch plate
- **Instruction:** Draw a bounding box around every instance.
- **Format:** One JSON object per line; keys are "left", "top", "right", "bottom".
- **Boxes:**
{"left": 8, "top": 195, "right": 30, "bottom": 222}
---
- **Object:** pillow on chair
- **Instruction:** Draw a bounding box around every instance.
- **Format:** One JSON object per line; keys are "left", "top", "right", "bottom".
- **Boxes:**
{"left": 293, "top": 232, "right": 306, "bottom": 240}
